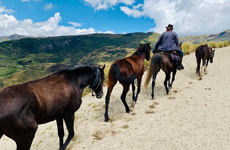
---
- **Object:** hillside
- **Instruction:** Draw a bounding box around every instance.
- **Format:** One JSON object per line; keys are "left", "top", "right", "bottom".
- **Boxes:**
{"left": 179, "top": 29, "right": 230, "bottom": 44}
{"left": 0, "top": 32, "right": 155, "bottom": 88}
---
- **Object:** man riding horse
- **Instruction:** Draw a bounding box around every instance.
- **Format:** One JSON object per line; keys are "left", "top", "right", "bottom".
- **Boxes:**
{"left": 153, "top": 24, "right": 184, "bottom": 70}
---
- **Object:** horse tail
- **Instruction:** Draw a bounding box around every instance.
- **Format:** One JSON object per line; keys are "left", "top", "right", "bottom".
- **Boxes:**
{"left": 111, "top": 64, "right": 136, "bottom": 83}
{"left": 144, "top": 53, "right": 162, "bottom": 88}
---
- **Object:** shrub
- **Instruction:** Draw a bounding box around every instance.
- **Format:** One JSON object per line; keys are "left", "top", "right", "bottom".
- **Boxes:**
{"left": 208, "top": 41, "right": 218, "bottom": 48}
{"left": 218, "top": 41, "right": 224, "bottom": 48}
{"left": 223, "top": 41, "right": 229, "bottom": 47}
{"left": 181, "top": 42, "right": 193, "bottom": 55}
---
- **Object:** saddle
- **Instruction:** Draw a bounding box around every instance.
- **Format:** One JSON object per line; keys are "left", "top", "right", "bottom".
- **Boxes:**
{"left": 153, "top": 50, "right": 181, "bottom": 65}
{"left": 169, "top": 51, "right": 181, "bottom": 65}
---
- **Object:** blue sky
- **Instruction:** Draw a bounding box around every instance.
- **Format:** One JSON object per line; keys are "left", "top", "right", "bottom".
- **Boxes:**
{"left": 0, "top": 0, "right": 229, "bottom": 37}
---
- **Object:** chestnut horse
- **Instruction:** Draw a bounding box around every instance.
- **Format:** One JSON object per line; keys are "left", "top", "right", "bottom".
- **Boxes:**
{"left": 104, "top": 43, "right": 151, "bottom": 122}
{"left": 0, "top": 65, "right": 105, "bottom": 150}
{"left": 144, "top": 43, "right": 182, "bottom": 99}
{"left": 195, "top": 43, "right": 215, "bottom": 80}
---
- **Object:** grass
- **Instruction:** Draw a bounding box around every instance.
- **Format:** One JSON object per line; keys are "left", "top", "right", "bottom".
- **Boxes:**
{"left": 181, "top": 41, "right": 229, "bottom": 55}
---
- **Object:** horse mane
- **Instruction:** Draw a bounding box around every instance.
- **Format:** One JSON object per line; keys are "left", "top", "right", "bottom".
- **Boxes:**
{"left": 57, "top": 64, "right": 97, "bottom": 74}
{"left": 133, "top": 43, "right": 150, "bottom": 56}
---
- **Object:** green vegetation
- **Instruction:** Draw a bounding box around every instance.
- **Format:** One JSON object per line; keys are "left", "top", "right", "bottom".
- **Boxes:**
{"left": 181, "top": 41, "right": 230, "bottom": 55}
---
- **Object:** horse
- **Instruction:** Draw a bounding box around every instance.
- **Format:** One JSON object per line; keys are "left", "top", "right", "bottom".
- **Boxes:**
{"left": 0, "top": 65, "right": 105, "bottom": 150}
{"left": 144, "top": 43, "right": 182, "bottom": 99}
{"left": 104, "top": 43, "right": 151, "bottom": 122}
{"left": 195, "top": 43, "right": 215, "bottom": 80}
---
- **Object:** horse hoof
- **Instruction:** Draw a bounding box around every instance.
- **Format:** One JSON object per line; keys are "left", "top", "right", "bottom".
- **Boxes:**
{"left": 131, "top": 101, "right": 136, "bottom": 107}
{"left": 104, "top": 117, "right": 110, "bottom": 122}
{"left": 126, "top": 109, "right": 131, "bottom": 113}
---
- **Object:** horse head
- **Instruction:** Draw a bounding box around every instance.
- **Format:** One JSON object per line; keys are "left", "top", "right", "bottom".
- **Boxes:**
{"left": 179, "top": 42, "right": 182, "bottom": 49}
{"left": 210, "top": 49, "right": 215, "bottom": 63}
{"left": 138, "top": 42, "right": 151, "bottom": 61}
{"left": 90, "top": 65, "right": 105, "bottom": 99}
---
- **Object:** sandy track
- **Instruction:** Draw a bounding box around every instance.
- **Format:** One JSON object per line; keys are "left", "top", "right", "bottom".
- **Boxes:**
{"left": 1, "top": 47, "right": 230, "bottom": 150}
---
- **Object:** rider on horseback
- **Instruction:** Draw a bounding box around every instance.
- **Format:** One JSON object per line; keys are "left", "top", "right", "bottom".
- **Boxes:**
{"left": 153, "top": 24, "right": 184, "bottom": 70}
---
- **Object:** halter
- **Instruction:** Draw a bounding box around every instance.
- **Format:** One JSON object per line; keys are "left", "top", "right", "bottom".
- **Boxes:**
{"left": 89, "top": 68, "right": 103, "bottom": 97}
{"left": 210, "top": 50, "right": 214, "bottom": 58}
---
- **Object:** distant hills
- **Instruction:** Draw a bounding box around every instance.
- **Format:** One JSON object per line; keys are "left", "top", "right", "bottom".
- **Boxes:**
{"left": 179, "top": 29, "right": 230, "bottom": 44}
{"left": 0, "top": 34, "right": 45, "bottom": 42}
{"left": 1, "top": 29, "right": 230, "bottom": 44}
{"left": 0, "top": 29, "right": 229, "bottom": 89}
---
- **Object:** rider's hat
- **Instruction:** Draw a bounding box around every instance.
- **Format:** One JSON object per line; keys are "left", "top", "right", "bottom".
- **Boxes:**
{"left": 166, "top": 24, "right": 174, "bottom": 30}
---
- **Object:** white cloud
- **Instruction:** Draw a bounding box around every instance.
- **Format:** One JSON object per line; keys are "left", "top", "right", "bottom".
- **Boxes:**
{"left": 0, "top": 6, "right": 14, "bottom": 13}
{"left": 44, "top": 2, "right": 54, "bottom": 10}
{"left": 68, "top": 22, "right": 82, "bottom": 27}
{"left": 83, "top": 0, "right": 135, "bottom": 10}
{"left": 120, "top": 0, "right": 230, "bottom": 36}
{"left": 0, "top": 12, "right": 98, "bottom": 36}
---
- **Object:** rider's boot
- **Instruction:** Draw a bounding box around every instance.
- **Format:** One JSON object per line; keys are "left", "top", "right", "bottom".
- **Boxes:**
{"left": 177, "top": 58, "right": 184, "bottom": 70}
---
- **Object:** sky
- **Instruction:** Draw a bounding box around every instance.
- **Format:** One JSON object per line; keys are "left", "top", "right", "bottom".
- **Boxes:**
{"left": 0, "top": 0, "right": 229, "bottom": 37}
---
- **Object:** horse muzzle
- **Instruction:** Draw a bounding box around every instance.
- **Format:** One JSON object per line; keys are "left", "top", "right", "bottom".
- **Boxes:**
{"left": 96, "top": 91, "right": 103, "bottom": 99}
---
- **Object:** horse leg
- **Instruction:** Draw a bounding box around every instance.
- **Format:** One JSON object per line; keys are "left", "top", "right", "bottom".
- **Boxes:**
{"left": 200, "top": 59, "right": 206, "bottom": 79}
{"left": 169, "top": 70, "right": 177, "bottom": 88}
{"left": 135, "top": 76, "right": 142, "bottom": 101}
{"left": 56, "top": 117, "right": 64, "bottom": 148}
{"left": 15, "top": 133, "right": 36, "bottom": 150}
{"left": 131, "top": 82, "right": 135, "bottom": 100}
{"left": 131, "top": 82, "right": 136, "bottom": 107}
{"left": 60, "top": 113, "right": 75, "bottom": 150}
{"left": 196, "top": 57, "right": 202, "bottom": 80}
{"left": 204, "top": 59, "right": 209, "bottom": 74}
{"left": 151, "top": 74, "right": 157, "bottom": 99}
{"left": 104, "top": 81, "right": 116, "bottom": 122}
{"left": 15, "top": 119, "right": 38, "bottom": 150}
{"left": 131, "top": 76, "right": 142, "bottom": 107}
{"left": 164, "top": 73, "right": 170, "bottom": 94}
{"left": 121, "top": 83, "right": 131, "bottom": 113}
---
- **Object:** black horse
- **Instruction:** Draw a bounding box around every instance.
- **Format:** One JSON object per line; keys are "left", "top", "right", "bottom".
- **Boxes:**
{"left": 144, "top": 43, "right": 182, "bottom": 99}
{"left": 0, "top": 65, "right": 105, "bottom": 150}
{"left": 195, "top": 43, "right": 215, "bottom": 80}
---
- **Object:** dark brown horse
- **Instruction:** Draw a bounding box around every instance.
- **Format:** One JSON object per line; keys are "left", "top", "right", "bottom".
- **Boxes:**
{"left": 195, "top": 43, "right": 215, "bottom": 80}
{"left": 144, "top": 43, "right": 182, "bottom": 99}
{"left": 0, "top": 65, "right": 105, "bottom": 150}
{"left": 104, "top": 43, "right": 151, "bottom": 122}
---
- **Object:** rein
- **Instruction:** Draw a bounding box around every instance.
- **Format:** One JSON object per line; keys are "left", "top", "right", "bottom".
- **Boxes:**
{"left": 89, "top": 68, "right": 102, "bottom": 97}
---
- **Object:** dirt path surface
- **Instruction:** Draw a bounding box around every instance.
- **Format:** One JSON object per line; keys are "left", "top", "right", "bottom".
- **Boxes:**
{"left": 1, "top": 47, "right": 230, "bottom": 150}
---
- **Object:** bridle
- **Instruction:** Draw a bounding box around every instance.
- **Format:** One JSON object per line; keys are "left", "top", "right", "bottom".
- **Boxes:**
{"left": 89, "top": 68, "right": 103, "bottom": 97}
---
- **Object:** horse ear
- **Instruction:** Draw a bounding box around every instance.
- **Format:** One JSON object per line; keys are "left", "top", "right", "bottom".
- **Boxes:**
{"left": 102, "top": 64, "right": 105, "bottom": 70}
